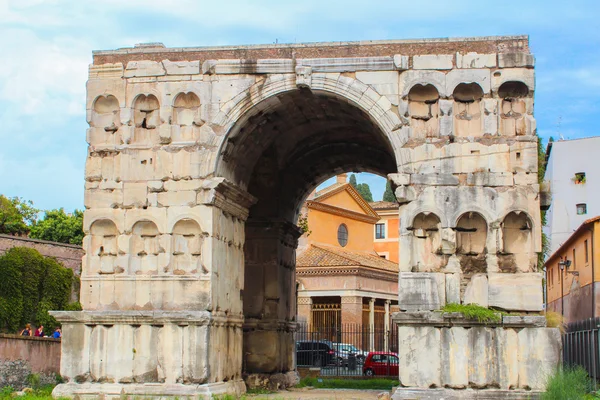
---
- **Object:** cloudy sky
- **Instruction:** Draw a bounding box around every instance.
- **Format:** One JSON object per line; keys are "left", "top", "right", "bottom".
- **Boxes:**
{"left": 1, "top": 0, "right": 599, "bottom": 211}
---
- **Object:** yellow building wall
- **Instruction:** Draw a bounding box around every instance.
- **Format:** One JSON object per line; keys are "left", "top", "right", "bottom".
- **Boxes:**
{"left": 546, "top": 225, "right": 596, "bottom": 305}
{"left": 319, "top": 190, "right": 366, "bottom": 214}
{"left": 306, "top": 207, "right": 374, "bottom": 252}
{"left": 373, "top": 215, "right": 399, "bottom": 263}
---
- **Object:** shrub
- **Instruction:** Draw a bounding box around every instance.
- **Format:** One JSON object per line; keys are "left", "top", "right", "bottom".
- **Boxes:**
{"left": 542, "top": 366, "right": 592, "bottom": 399}
{"left": 0, "top": 247, "right": 76, "bottom": 333}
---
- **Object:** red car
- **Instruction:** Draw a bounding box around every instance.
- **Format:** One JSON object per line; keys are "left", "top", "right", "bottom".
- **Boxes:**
{"left": 362, "top": 352, "right": 399, "bottom": 377}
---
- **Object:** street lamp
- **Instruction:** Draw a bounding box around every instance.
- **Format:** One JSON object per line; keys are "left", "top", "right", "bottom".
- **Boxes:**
{"left": 558, "top": 258, "right": 571, "bottom": 318}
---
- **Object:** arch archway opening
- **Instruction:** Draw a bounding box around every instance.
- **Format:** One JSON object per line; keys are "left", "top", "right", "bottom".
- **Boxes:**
{"left": 216, "top": 88, "right": 397, "bottom": 377}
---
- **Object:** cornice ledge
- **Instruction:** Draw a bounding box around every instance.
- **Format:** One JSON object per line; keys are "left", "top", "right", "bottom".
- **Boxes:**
{"left": 198, "top": 177, "right": 257, "bottom": 221}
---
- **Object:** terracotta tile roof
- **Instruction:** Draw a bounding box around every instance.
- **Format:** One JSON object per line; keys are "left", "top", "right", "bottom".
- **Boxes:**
{"left": 369, "top": 201, "right": 398, "bottom": 210}
{"left": 545, "top": 215, "right": 600, "bottom": 265}
{"left": 297, "top": 244, "right": 398, "bottom": 272}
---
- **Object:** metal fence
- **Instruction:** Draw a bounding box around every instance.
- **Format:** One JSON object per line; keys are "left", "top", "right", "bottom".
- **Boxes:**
{"left": 563, "top": 317, "right": 600, "bottom": 389}
{"left": 295, "top": 323, "right": 398, "bottom": 377}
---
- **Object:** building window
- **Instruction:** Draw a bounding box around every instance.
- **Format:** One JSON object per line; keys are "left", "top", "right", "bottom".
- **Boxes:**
{"left": 585, "top": 239, "right": 589, "bottom": 264}
{"left": 573, "top": 248, "right": 576, "bottom": 269}
{"left": 375, "top": 223, "right": 386, "bottom": 239}
{"left": 337, "top": 224, "right": 348, "bottom": 247}
{"left": 577, "top": 203, "right": 587, "bottom": 215}
{"left": 573, "top": 172, "right": 586, "bottom": 184}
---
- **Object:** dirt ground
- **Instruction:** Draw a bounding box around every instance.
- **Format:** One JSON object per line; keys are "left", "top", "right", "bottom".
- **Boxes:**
{"left": 250, "top": 388, "right": 389, "bottom": 399}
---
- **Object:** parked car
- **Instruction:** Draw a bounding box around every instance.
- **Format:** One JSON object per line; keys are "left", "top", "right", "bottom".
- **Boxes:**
{"left": 332, "top": 343, "right": 368, "bottom": 365}
{"left": 362, "top": 352, "right": 399, "bottom": 376}
{"left": 296, "top": 340, "right": 336, "bottom": 367}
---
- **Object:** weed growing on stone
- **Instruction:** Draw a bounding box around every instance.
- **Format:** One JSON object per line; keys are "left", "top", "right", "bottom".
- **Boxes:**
{"left": 545, "top": 311, "right": 566, "bottom": 334}
{"left": 441, "top": 303, "right": 502, "bottom": 323}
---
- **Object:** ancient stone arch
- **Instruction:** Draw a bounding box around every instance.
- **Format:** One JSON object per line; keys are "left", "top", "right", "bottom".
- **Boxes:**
{"left": 54, "top": 37, "right": 559, "bottom": 399}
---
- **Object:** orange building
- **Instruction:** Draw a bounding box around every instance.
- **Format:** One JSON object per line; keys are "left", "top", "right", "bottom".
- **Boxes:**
{"left": 296, "top": 174, "right": 400, "bottom": 343}
{"left": 371, "top": 201, "right": 400, "bottom": 263}
{"left": 546, "top": 216, "right": 600, "bottom": 323}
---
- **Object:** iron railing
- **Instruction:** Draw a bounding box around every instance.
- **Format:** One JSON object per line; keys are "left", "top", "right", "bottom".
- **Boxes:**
{"left": 295, "top": 323, "right": 398, "bottom": 377}
{"left": 563, "top": 317, "right": 600, "bottom": 389}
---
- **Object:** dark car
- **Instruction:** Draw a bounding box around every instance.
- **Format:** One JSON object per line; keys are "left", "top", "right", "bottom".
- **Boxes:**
{"left": 362, "top": 351, "right": 399, "bottom": 376}
{"left": 296, "top": 340, "right": 336, "bottom": 367}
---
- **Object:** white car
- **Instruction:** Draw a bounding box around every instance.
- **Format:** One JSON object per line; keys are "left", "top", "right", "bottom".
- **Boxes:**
{"left": 332, "top": 343, "right": 368, "bottom": 365}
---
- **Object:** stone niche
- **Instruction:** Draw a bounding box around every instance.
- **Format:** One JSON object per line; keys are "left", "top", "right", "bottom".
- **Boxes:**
{"left": 408, "top": 84, "right": 440, "bottom": 138}
{"left": 453, "top": 83, "right": 483, "bottom": 137}
{"left": 171, "top": 218, "right": 203, "bottom": 275}
{"left": 456, "top": 212, "right": 488, "bottom": 282}
{"left": 499, "top": 211, "right": 535, "bottom": 273}
{"left": 171, "top": 92, "right": 201, "bottom": 143}
{"left": 87, "top": 219, "right": 120, "bottom": 275}
{"left": 409, "top": 212, "right": 446, "bottom": 271}
{"left": 132, "top": 94, "right": 160, "bottom": 145}
{"left": 499, "top": 81, "right": 529, "bottom": 136}
{"left": 129, "top": 220, "right": 162, "bottom": 275}
{"left": 90, "top": 95, "right": 121, "bottom": 146}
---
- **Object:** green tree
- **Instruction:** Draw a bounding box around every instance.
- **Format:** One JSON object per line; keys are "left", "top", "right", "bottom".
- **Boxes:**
{"left": 30, "top": 208, "right": 84, "bottom": 245}
{"left": 356, "top": 183, "right": 373, "bottom": 202}
{"left": 0, "top": 247, "right": 77, "bottom": 333}
{"left": 0, "top": 195, "right": 38, "bottom": 235}
{"left": 349, "top": 174, "right": 358, "bottom": 188}
{"left": 382, "top": 180, "right": 396, "bottom": 202}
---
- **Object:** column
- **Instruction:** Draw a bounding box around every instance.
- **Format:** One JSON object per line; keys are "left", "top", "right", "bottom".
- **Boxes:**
{"left": 341, "top": 296, "right": 363, "bottom": 325}
{"left": 369, "top": 298, "right": 375, "bottom": 351}
{"left": 384, "top": 300, "right": 391, "bottom": 350}
{"left": 341, "top": 296, "right": 362, "bottom": 349}
{"left": 297, "top": 297, "right": 312, "bottom": 328}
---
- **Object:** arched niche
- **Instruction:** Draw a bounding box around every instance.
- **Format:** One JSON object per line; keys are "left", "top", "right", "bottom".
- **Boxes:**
{"left": 408, "top": 84, "right": 440, "bottom": 138}
{"left": 172, "top": 92, "right": 201, "bottom": 143}
{"left": 129, "top": 220, "right": 160, "bottom": 275}
{"left": 498, "top": 81, "right": 529, "bottom": 136}
{"left": 456, "top": 212, "right": 487, "bottom": 255}
{"left": 171, "top": 219, "right": 203, "bottom": 275}
{"left": 453, "top": 83, "right": 483, "bottom": 137}
{"left": 410, "top": 212, "right": 445, "bottom": 271}
{"left": 92, "top": 95, "right": 120, "bottom": 132}
{"left": 500, "top": 211, "right": 535, "bottom": 272}
{"left": 89, "top": 219, "right": 120, "bottom": 275}
{"left": 132, "top": 94, "right": 160, "bottom": 144}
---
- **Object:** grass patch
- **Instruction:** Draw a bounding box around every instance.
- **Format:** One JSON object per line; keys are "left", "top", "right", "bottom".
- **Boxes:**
{"left": 0, "top": 384, "right": 68, "bottom": 400}
{"left": 542, "top": 366, "right": 594, "bottom": 399}
{"left": 245, "top": 387, "right": 275, "bottom": 395}
{"left": 297, "top": 377, "right": 398, "bottom": 390}
{"left": 441, "top": 303, "right": 501, "bottom": 323}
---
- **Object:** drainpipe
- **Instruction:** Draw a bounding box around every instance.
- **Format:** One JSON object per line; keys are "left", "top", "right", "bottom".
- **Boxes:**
{"left": 590, "top": 226, "right": 596, "bottom": 318}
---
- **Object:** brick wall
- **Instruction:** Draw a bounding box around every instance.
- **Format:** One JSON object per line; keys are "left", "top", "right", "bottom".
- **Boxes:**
{"left": 0, "top": 334, "right": 61, "bottom": 375}
{"left": 0, "top": 234, "right": 83, "bottom": 276}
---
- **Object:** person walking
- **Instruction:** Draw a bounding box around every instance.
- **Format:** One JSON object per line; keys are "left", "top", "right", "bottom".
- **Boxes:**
{"left": 20, "top": 324, "right": 32, "bottom": 336}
